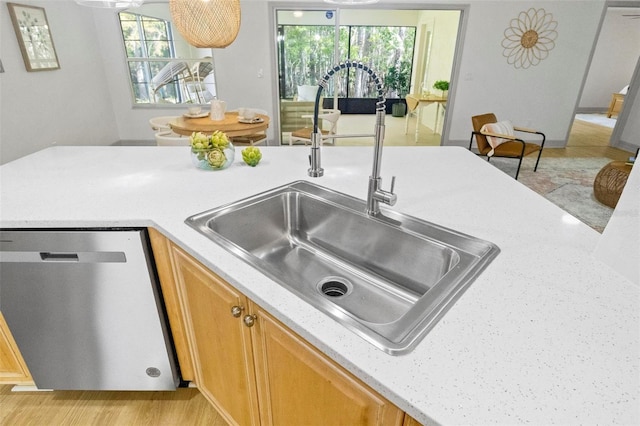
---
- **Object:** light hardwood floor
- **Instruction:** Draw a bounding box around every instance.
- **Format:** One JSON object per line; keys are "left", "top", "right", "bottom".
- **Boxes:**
{"left": 0, "top": 385, "right": 227, "bottom": 426}
{"left": 1, "top": 116, "right": 633, "bottom": 426}
{"left": 543, "top": 117, "right": 631, "bottom": 161}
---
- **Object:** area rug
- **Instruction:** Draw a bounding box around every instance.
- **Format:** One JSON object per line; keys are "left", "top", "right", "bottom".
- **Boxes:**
{"left": 489, "top": 157, "right": 614, "bottom": 232}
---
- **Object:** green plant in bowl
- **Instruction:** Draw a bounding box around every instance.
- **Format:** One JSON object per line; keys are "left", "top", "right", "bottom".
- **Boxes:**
{"left": 433, "top": 80, "right": 449, "bottom": 96}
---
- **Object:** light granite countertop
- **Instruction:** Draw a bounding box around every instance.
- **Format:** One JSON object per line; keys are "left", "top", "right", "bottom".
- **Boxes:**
{"left": 1, "top": 146, "right": 638, "bottom": 424}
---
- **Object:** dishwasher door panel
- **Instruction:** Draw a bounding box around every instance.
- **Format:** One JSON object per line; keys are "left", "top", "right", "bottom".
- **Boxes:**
{"left": 0, "top": 229, "right": 178, "bottom": 391}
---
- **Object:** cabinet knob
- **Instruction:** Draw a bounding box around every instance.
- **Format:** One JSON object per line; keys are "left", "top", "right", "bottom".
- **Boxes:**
{"left": 243, "top": 314, "right": 257, "bottom": 327}
{"left": 231, "top": 305, "right": 244, "bottom": 318}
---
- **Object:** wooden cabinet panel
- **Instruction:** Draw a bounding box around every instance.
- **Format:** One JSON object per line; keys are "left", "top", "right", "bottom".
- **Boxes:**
{"left": 148, "top": 228, "right": 195, "bottom": 381}
{"left": 171, "top": 244, "right": 260, "bottom": 426}
{"left": 250, "top": 301, "right": 404, "bottom": 426}
{"left": 403, "top": 414, "right": 424, "bottom": 426}
{"left": 0, "top": 312, "right": 33, "bottom": 385}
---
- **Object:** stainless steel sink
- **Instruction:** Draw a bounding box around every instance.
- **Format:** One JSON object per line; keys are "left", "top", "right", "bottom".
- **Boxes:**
{"left": 186, "top": 181, "right": 499, "bottom": 355}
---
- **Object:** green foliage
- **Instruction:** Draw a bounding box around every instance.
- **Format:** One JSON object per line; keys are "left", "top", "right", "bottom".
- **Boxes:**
{"left": 278, "top": 24, "right": 416, "bottom": 99}
{"left": 384, "top": 60, "right": 411, "bottom": 98}
{"left": 433, "top": 80, "right": 450, "bottom": 91}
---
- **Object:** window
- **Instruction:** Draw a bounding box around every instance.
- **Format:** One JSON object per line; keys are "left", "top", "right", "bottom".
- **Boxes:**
{"left": 119, "top": 11, "right": 215, "bottom": 105}
{"left": 277, "top": 23, "right": 416, "bottom": 100}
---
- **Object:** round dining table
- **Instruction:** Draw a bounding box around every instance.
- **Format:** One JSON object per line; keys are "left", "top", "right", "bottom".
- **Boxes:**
{"left": 169, "top": 111, "right": 270, "bottom": 137}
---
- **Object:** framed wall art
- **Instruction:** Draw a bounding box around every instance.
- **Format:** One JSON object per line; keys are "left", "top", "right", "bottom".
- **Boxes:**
{"left": 7, "top": 3, "right": 60, "bottom": 71}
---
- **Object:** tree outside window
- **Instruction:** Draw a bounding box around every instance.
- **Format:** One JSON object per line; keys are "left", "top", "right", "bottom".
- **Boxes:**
{"left": 278, "top": 24, "right": 416, "bottom": 100}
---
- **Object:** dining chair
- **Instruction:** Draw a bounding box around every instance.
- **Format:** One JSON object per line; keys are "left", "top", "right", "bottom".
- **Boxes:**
{"left": 229, "top": 109, "right": 268, "bottom": 145}
{"left": 149, "top": 116, "right": 180, "bottom": 132}
{"left": 289, "top": 109, "right": 341, "bottom": 146}
{"left": 155, "top": 130, "right": 189, "bottom": 146}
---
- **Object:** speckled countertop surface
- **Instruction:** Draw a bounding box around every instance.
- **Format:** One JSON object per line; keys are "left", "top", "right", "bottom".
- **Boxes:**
{"left": 1, "top": 146, "right": 638, "bottom": 424}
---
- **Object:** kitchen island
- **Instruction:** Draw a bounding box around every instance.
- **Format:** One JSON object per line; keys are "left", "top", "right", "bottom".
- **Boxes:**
{"left": 1, "top": 146, "right": 638, "bottom": 424}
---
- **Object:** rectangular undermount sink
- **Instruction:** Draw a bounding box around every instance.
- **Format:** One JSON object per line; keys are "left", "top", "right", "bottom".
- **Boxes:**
{"left": 186, "top": 181, "right": 499, "bottom": 355}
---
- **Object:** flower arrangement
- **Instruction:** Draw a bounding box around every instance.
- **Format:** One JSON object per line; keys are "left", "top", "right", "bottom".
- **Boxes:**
{"left": 189, "top": 131, "right": 235, "bottom": 170}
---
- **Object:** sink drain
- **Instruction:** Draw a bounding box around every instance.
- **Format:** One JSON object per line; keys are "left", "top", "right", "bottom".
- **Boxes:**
{"left": 318, "top": 277, "right": 352, "bottom": 298}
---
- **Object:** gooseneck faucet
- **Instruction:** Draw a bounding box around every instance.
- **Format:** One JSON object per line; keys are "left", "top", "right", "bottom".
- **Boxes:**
{"left": 308, "top": 61, "right": 397, "bottom": 216}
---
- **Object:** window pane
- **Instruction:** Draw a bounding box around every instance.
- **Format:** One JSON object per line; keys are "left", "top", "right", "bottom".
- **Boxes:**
{"left": 124, "top": 40, "right": 143, "bottom": 58}
{"left": 347, "top": 26, "right": 416, "bottom": 98}
{"left": 278, "top": 23, "right": 416, "bottom": 100}
{"left": 120, "top": 20, "right": 140, "bottom": 42}
{"left": 146, "top": 41, "right": 171, "bottom": 58}
{"left": 142, "top": 19, "right": 169, "bottom": 42}
{"left": 279, "top": 25, "right": 337, "bottom": 99}
{"left": 127, "top": 62, "right": 151, "bottom": 103}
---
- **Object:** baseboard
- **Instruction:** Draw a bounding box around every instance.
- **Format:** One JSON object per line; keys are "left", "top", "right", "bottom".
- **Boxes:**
{"left": 614, "top": 139, "right": 640, "bottom": 155}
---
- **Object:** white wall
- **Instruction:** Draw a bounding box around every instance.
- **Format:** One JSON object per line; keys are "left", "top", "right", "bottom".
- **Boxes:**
{"left": 579, "top": 7, "right": 640, "bottom": 111}
{"left": 0, "top": 1, "right": 119, "bottom": 164}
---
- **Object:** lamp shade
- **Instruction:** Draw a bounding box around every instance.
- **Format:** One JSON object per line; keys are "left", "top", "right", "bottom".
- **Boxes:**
{"left": 75, "top": 0, "right": 143, "bottom": 8}
{"left": 169, "top": 0, "right": 241, "bottom": 48}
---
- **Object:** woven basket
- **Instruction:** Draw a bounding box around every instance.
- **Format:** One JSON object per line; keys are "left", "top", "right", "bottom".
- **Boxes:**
{"left": 170, "top": 0, "right": 241, "bottom": 48}
{"left": 593, "top": 161, "right": 632, "bottom": 208}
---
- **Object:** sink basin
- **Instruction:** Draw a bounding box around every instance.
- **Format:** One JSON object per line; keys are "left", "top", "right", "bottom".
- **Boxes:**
{"left": 186, "top": 181, "right": 499, "bottom": 354}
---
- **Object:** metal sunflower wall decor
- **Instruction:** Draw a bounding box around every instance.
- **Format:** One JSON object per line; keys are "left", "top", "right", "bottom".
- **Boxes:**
{"left": 502, "top": 8, "right": 558, "bottom": 69}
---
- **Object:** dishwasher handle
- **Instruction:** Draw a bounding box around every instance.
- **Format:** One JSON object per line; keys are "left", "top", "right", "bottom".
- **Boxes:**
{"left": 0, "top": 251, "right": 126, "bottom": 263}
{"left": 40, "top": 252, "right": 80, "bottom": 261}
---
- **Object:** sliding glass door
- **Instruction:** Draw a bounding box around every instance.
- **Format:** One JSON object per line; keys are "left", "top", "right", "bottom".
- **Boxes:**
{"left": 275, "top": 7, "right": 461, "bottom": 145}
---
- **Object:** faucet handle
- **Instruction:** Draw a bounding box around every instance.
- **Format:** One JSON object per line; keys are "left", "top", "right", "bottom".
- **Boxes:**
{"left": 390, "top": 176, "right": 396, "bottom": 194}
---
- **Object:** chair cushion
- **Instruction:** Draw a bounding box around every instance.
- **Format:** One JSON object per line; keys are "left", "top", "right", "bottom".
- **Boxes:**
{"left": 297, "top": 85, "right": 319, "bottom": 102}
{"left": 492, "top": 141, "right": 541, "bottom": 158}
{"left": 480, "top": 120, "right": 514, "bottom": 156}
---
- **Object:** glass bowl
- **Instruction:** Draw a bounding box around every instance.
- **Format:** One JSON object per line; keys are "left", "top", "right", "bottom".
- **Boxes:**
{"left": 190, "top": 142, "right": 235, "bottom": 171}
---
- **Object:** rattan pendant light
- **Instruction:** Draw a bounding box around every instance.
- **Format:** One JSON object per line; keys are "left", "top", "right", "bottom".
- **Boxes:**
{"left": 169, "top": 0, "right": 241, "bottom": 48}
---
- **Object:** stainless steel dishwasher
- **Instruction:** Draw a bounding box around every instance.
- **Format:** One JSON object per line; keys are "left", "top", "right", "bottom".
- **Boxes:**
{"left": 0, "top": 229, "right": 178, "bottom": 391}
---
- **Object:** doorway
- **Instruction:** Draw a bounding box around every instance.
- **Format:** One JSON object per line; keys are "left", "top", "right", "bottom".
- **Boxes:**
{"left": 273, "top": 7, "right": 462, "bottom": 146}
{"left": 574, "top": 4, "right": 640, "bottom": 153}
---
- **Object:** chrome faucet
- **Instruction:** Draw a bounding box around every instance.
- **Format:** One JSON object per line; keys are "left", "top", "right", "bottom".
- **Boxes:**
{"left": 308, "top": 61, "right": 397, "bottom": 216}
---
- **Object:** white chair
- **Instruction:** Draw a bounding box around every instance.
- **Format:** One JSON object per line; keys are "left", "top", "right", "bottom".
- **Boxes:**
{"left": 155, "top": 130, "right": 189, "bottom": 146}
{"left": 149, "top": 116, "right": 179, "bottom": 132}
{"left": 229, "top": 108, "right": 268, "bottom": 146}
{"left": 289, "top": 109, "right": 341, "bottom": 146}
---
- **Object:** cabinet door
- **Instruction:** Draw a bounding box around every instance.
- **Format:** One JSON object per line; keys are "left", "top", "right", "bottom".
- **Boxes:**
{"left": 172, "top": 245, "right": 260, "bottom": 426}
{"left": 0, "top": 312, "right": 33, "bottom": 385}
{"left": 250, "top": 302, "right": 404, "bottom": 426}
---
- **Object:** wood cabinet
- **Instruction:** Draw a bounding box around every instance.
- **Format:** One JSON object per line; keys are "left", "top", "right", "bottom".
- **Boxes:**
{"left": 148, "top": 228, "right": 195, "bottom": 381}
{"left": 250, "top": 301, "right": 404, "bottom": 426}
{"left": 171, "top": 243, "right": 260, "bottom": 425}
{"left": 0, "top": 311, "right": 33, "bottom": 385}
{"left": 157, "top": 231, "right": 405, "bottom": 426}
